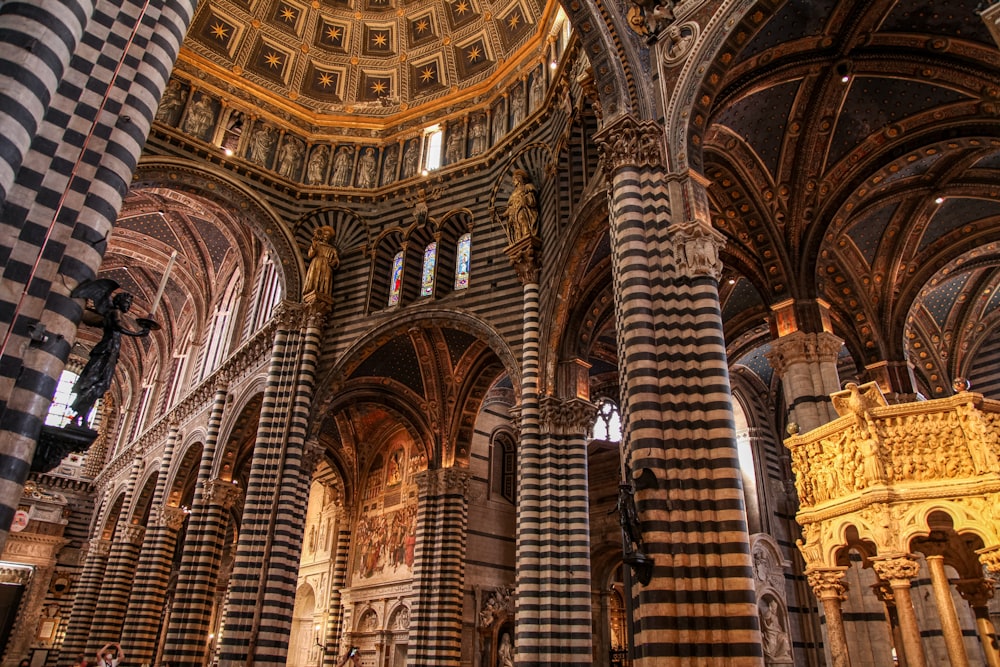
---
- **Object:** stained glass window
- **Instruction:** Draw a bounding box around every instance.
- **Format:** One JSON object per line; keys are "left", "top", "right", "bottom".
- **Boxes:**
{"left": 420, "top": 242, "right": 437, "bottom": 297}
{"left": 389, "top": 251, "right": 403, "bottom": 306}
{"left": 454, "top": 233, "right": 471, "bottom": 290}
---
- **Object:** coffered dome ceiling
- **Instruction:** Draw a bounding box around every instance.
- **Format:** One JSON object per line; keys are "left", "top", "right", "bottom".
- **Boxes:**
{"left": 181, "top": 0, "right": 554, "bottom": 122}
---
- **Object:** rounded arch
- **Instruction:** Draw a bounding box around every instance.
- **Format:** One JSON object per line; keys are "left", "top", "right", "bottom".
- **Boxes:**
{"left": 133, "top": 157, "right": 304, "bottom": 298}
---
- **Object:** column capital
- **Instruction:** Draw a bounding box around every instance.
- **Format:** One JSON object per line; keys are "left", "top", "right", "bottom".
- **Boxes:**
{"left": 123, "top": 524, "right": 147, "bottom": 546}
{"left": 88, "top": 538, "right": 112, "bottom": 558}
{"left": 669, "top": 219, "right": 725, "bottom": 281}
{"left": 595, "top": 114, "right": 665, "bottom": 175}
{"left": 203, "top": 478, "right": 244, "bottom": 510}
{"left": 766, "top": 331, "right": 844, "bottom": 376}
{"left": 806, "top": 567, "right": 849, "bottom": 600}
{"left": 303, "top": 295, "right": 334, "bottom": 324}
{"left": 976, "top": 544, "right": 1000, "bottom": 576}
{"left": 504, "top": 236, "right": 541, "bottom": 285}
{"left": 955, "top": 577, "right": 994, "bottom": 607}
{"left": 539, "top": 395, "right": 597, "bottom": 436}
{"left": 871, "top": 580, "right": 896, "bottom": 605}
{"left": 871, "top": 554, "right": 921, "bottom": 584}
{"left": 303, "top": 438, "right": 326, "bottom": 474}
{"left": 155, "top": 504, "right": 190, "bottom": 532}
{"left": 273, "top": 299, "right": 306, "bottom": 329}
{"left": 414, "top": 467, "right": 471, "bottom": 498}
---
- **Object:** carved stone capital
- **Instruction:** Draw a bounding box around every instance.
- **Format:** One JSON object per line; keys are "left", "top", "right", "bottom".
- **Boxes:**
{"left": 806, "top": 567, "right": 848, "bottom": 600}
{"left": 871, "top": 580, "right": 896, "bottom": 606}
{"left": 596, "top": 115, "right": 665, "bottom": 174}
{"left": 415, "top": 467, "right": 471, "bottom": 498}
{"left": 273, "top": 300, "right": 306, "bottom": 329}
{"left": 669, "top": 219, "right": 725, "bottom": 280}
{"left": 955, "top": 578, "right": 994, "bottom": 607}
{"left": 977, "top": 545, "right": 1000, "bottom": 576}
{"left": 303, "top": 295, "right": 334, "bottom": 324}
{"left": 539, "top": 396, "right": 597, "bottom": 436}
{"left": 303, "top": 438, "right": 326, "bottom": 474}
{"left": 88, "top": 538, "right": 112, "bottom": 559}
{"left": 871, "top": 555, "right": 920, "bottom": 585}
{"left": 122, "top": 524, "right": 146, "bottom": 546}
{"left": 504, "top": 236, "right": 541, "bottom": 285}
{"left": 156, "top": 505, "right": 189, "bottom": 532}
{"left": 203, "top": 478, "right": 244, "bottom": 509}
{"left": 766, "top": 331, "right": 845, "bottom": 376}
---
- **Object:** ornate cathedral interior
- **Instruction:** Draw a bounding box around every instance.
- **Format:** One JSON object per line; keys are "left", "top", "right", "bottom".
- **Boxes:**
{"left": 2, "top": 0, "right": 1000, "bottom": 666}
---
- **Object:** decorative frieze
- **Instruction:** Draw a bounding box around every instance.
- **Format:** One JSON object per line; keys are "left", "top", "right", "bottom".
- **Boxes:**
{"left": 414, "top": 467, "right": 471, "bottom": 498}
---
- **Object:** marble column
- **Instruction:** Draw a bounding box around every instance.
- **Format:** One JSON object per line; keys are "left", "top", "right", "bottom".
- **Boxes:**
{"left": 766, "top": 328, "right": 843, "bottom": 433}
{"left": 873, "top": 581, "right": 907, "bottom": 667}
{"left": 872, "top": 556, "right": 926, "bottom": 667}
{"left": 924, "top": 554, "right": 969, "bottom": 667}
{"left": 807, "top": 568, "right": 851, "bottom": 667}
{"left": 956, "top": 578, "right": 1000, "bottom": 667}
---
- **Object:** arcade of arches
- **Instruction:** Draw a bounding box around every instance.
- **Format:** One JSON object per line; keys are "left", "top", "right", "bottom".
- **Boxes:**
{"left": 3, "top": 0, "right": 1000, "bottom": 666}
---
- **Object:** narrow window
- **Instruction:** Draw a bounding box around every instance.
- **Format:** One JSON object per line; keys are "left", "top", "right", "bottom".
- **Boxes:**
{"left": 454, "top": 233, "right": 471, "bottom": 290}
{"left": 46, "top": 370, "right": 86, "bottom": 428}
{"left": 423, "top": 126, "right": 443, "bottom": 173}
{"left": 388, "top": 251, "right": 404, "bottom": 306}
{"left": 420, "top": 242, "right": 437, "bottom": 297}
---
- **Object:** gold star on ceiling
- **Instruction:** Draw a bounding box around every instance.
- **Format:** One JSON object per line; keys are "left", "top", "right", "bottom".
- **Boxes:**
{"left": 420, "top": 66, "right": 436, "bottom": 82}
{"left": 326, "top": 26, "right": 342, "bottom": 41}
{"left": 466, "top": 46, "right": 481, "bottom": 61}
{"left": 318, "top": 72, "right": 335, "bottom": 87}
{"left": 372, "top": 32, "right": 388, "bottom": 47}
{"left": 454, "top": 1, "right": 469, "bottom": 14}
{"left": 371, "top": 80, "right": 388, "bottom": 94}
{"left": 210, "top": 22, "right": 230, "bottom": 39}
{"left": 415, "top": 19, "right": 429, "bottom": 33}
{"left": 265, "top": 52, "right": 283, "bottom": 68}
{"left": 280, "top": 6, "right": 297, "bottom": 21}
{"left": 507, "top": 13, "right": 521, "bottom": 29}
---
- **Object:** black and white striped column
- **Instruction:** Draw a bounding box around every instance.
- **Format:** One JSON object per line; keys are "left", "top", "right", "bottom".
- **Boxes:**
{"left": 57, "top": 537, "right": 111, "bottom": 666}
{"left": 0, "top": 0, "right": 197, "bottom": 552}
{"left": 219, "top": 300, "right": 329, "bottom": 667}
{"left": 408, "top": 467, "right": 471, "bottom": 666}
{"left": 598, "top": 115, "right": 763, "bottom": 666}
{"left": 322, "top": 517, "right": 352, "bottom": 666}
{"left": 163, "top": 384, "right": 238, "bottom": 667}
{"left": 122, "top": 423, "right": 186, "bottom": 665}
{"left": 766, "top": 326, "right": 843, "bottom": 433}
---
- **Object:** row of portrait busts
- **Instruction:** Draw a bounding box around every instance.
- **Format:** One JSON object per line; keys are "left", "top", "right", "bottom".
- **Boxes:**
{"left": 154, "top": 65, "right": 550, "bottom": 188}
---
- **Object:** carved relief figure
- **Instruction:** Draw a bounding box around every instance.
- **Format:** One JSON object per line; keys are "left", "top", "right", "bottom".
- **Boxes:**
{"left": 302, "top": 226, "right": 340, "bottom": 297}
{"left": 332, "top": 146, "right": 354, "bottom": 186}
{"left": 183, "top": 94, "right": 216, "bottom": 140}
{"left": 401, "top": 139, "right": 420, "bottom": 179}
{"left": 356, "top": 147, "right": 377, "bottom": 188}
{"left": 529, "top": 71, "right": 544, "bottom": 112}
{"left": 306, "top": 145, "right": 330, "bottom": 185}
{"left": 492, "top": 101, "right": 507, "bottom": 143}
{"left": 381, "top": 144, "right": 399, "bottom": 185}
{"left": 470, "top": 114, "right": 487, "bottom": 155}
{"left": 498, "top": 633, "right": 514, "bottom": 667}
{"left": 510, "top": 84, "right": 525, "bottom": 127}
{"left": 249, "top": 124, "right": 277, "bottom": 167}
{"left": 760, "top": 597, "right": 792, "bottom": 662}
{"left": 155, "top": 79, "right": 185, "bottom": 124}
{"left": 446, "top": 127, "right": 464, "bottom": 164}
{"left": 277, "top": 136, "right": 304, "bottom": 179}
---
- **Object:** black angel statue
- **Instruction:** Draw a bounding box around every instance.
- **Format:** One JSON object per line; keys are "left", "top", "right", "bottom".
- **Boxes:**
{"left": 68, "top": 279, "right": 157, "bottom": 427}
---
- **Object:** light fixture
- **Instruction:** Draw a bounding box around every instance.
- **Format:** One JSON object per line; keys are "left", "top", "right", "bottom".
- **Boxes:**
{"left": 835, "top": 61, "right": 851, "bottom": 84}
{"left": 224, "top": 148, "right": 234, "bottom": 156}
{"left": 728, "top": 278, "right": 736, "bottom": 285}
{"left": 550, "top": 59, "right": 558, "bottom": 69}
{"left": 935, "top": 196, "right": 944, "bottom": 204}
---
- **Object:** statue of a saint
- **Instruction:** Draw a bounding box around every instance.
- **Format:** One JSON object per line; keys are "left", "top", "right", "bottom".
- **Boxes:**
{"left": 276, "top": 137, "right": 304, "bottom": 178}
{"left": 303, "top": 226, "right": 340, "bottom": 297}
{"left": 182, "top": 94, "right": 216, "bottom": 140}
{"left": 501, "top": 169, "right": 538, "bottom": 242}
{"left": 307, "top": 145, "right": 330, "bottom": 185}
{"left": 69, "top": 279, "right": 156, "bottom": 427}
{"left": 332, "top": 146, "right": 354, "bottom": 186}
{"left": 760, "top": 598, "right": 792, "bottom": 661}
{"left": 497, "top": 633, "right": 514, "bottom": 667}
